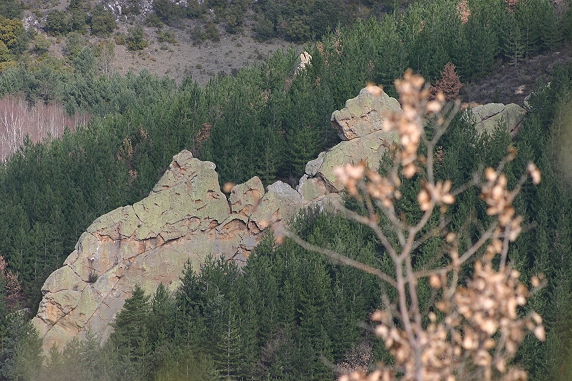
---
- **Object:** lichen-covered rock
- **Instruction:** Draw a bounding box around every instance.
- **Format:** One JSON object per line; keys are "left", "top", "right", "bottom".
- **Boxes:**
{"left": 250, "top": 181, "right": 304, "bottom": 231}
{"left": 32, "top": 87, "right": 406, "bottom": 353}
{"left": 297, "top": 175, "right": 329, "bottom": 201}
{"left": 32, "top": 150, "right": 244, "bottom": 352}
{"left": 229, "top": 176, "right": 265, "bottom": 217}
{"left": 317, "top": 130, "right": 398, "bottom": 191}
{"left": 331, "top": 87, "right": 401, "bottom": 141}
{"left": 305, "top": 153, "right": 325, "bottom": 177}
{"left": 468, "top": 103, "right": 526, "bottom": 136}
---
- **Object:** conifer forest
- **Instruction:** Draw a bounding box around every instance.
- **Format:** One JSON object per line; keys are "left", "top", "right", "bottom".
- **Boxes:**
{"left": 2, "top": 0, "right": 572, "bottom": 380}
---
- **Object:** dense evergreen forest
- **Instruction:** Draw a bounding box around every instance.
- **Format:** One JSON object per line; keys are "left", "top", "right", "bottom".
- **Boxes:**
{"left": 1, "top": 0, "right": 572, "bottom": 379}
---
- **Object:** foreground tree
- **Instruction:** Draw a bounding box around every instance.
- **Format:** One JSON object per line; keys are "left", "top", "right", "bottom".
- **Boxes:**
{"left": 284, "top": 71, "right": 545, "bottom": 381}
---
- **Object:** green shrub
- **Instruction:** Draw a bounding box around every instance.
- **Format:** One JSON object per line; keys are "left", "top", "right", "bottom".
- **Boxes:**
{"left": 157, "top": 29, "right": 176, "bottom": 44}
{"left": 114, "top": 32, "right": 126, "bottom": 45}
{"left": 0, "top": 16, "right": 26, "bottom": 53}
{"left": 70, "top": 9, "right": 87, "bottom": 34}
{"left": 204, "top": 22, "right": 219, "bottom": 42}
{"left": 153, "top": 0, "right": 186, "bottom": 23}
{"left": 123, "top": 0, "right": 141, "bottom": 15}
{"left": 284, "top": 16, "right": 311, "bottom": 42}
{"left": 64, "top": 32, "right": 86, "bottom": 59}
{"left": 0, "top": 0, "right": 23, "bottom": 19}
{"left": 190, "top": 24, "right": 206, "bottom": 42}
{"left": 186, "top": 0, "right": 204, "bottom": 18}
{"left": 90, "top": 5, "right": 116, "bottom": 36}
{"left": 225, "top": 14, "right": 241, "bottom": 34}
{"left": 254, "top": 16, "right": 274, "bottom": 41}
{"left": 32, "top": 33, "right": 50, "bottom": 55}
{"left": 127, "top": 25, "right": 148, "bottom": 51}
{"left": 0, "top": 40, "right": 13, "bottom": 63}
{"left": 145, "top": 13, "right": 163, "bottom": 28}
{"left": 46, "top": 10, "right": 71, "bottom": 36}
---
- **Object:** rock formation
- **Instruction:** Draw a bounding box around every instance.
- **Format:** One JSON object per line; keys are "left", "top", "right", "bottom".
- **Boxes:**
{"left": 466, "top": 103, "right": 526, "bottom": 137}
{"left": 32, "top": 86, "right": 400, "bottom": 352}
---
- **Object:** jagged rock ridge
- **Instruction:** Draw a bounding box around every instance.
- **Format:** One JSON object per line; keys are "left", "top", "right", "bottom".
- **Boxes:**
{"left": 32, "top": 86, "right": 400, "bottom": 352}
{"left": 32, "top": 88, "right": 525, "bottom": 352}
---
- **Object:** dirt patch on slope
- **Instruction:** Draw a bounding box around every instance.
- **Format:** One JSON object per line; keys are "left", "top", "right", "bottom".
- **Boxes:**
{"left": 461, "top": 45, "right": 572, "bottom": 106}
{"left": 110, "top": 23, "right": 296, "bottom": 86}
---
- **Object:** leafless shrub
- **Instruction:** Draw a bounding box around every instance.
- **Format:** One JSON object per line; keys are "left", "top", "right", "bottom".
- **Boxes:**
{"left": 0, "top": 255, "right": 25, "bottom": 310}
{"left": 456, "top": 0, "right": 471, "bottom": 24}
{"left": 431, "top": 63, "right": 464, "bottom": 102}
{"left": 0, "top": 96, "right": 90, "bottom": 162}
{"left": 283, "top": 70, "right": 545, "bottom": 381}
{"left": 335, "top": 341, "right": 374, "bottom": 377}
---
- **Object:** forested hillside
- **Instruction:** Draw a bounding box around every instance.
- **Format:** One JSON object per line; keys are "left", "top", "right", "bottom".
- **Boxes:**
{"left": 1, "top": 0, "right": 572, "bottom": 379}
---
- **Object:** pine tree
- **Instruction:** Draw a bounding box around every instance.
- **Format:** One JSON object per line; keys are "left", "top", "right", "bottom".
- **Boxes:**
{"left": 109, "top": 284, "right": 151, "bottom": 375}
{"left": 540, "top": 3, "right": 562, "bottom": 51}
{"left": 173, "top": 261, "right": 208, "bottom": 348}
{"left": 149, "top": 283, "right": 174, "bottom": 351}
{"left": 214, "top": 298, "right": 243, "bottom": 379}
{"left": 501, "top": 12, "right": 524, "bottom": 66}
{"left": 0, "top": 270, "right": 8, "bottom": 350}
{"left": 0, "top": 312, "right": 43, "bottom": 381}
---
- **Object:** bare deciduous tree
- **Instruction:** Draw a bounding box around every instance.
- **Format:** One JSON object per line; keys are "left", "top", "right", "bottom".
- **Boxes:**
{"left": 0, "top": 96, "right": 90, "bottom": 161}
{"left": 283, "top": 70, "right": 544, "bottom": 381}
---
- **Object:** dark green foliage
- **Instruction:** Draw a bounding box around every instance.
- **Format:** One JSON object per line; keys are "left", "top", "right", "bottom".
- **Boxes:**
{"left": 46, "top": 10, "right": 71, "bottom": 36}
{"left": 204, "top": 22, "right": 220, "bottom": 42}
{"left": 148, "top": 283, "right": 174, "bottom": 351}
{"left": 109, "top": 285, "right": 151, "bottom": 379}
{"left": 157, "top": 29, "right": 177, "bottom": 44}
{"left": 70, "top": 9, "right": 88, "bottom": 34}
{"left": 0, "top": 0, "right": 22, "bottom": 20}
{"left": 0, "top": 0, "right": 565, "bottom": 312}
{"left": 127, "top": 26, "right": 148, "bottom": 51}
{"left": 153, "top": 0, "right": 187, "bottom": 24}
{"left": 0, "top": 274, "right": 8, "bottom": 352}
{"left": 64, "top": 32, "right": 87, "bottom": 59}
{"left": 562, "top": 3, "right": 572, "bottom": 42}
{"left": 254, "top": 16, "right": 275, "bottom": 40}
{"left": 0, "top": 16, "right": 26, "bottom": 55}
{"left": 0, "top": 41, "right": 12, "bottom": 64}
{"left": 32, "top": 33, "right": 50, "bottom": 55}
{"left": 0, "top": 312, "right": 43, "bottom": 381}
{"left": 151, "top": 345, "right": 219, "bottom": 381}
{"left": 90, "top": 5, "right": 116, "bottom": 36}
{"left": 168, "top": 210, "right": 386, "bottom": 380}
{"left": 73, "top": 47, "right": 97, "bottom": 78}
{"left": 122, "top": 0, "right": 142, "bottom": 15}
{"left": 256, "top": 0, "right": 347, "bottom": 42}
{"left": 0, "top": 3, "right": 570, "bottom": 380}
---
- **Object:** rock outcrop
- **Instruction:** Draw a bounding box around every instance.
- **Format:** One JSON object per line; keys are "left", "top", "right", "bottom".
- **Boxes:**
{"left": 32, "top": 86, "right": 400, "bottom": 352}
{"left": 466, "top": 103, "right": 526, "bottom": 137}
{"left": 297, "top": 88, "right": 400, "bottom": 198}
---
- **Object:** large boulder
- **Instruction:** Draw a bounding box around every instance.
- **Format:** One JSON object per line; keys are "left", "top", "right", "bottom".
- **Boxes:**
{"left": 298, "top": 86, "right": 400, "bottom": 197}
{"left": 331, "top": 87, "right": 401, "bottom": 140}
{"left": 468, "top": 103, "right": 526, "bottom": 136}
{"left": 33, "top": 151, "right": 255, "bottom": 351}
